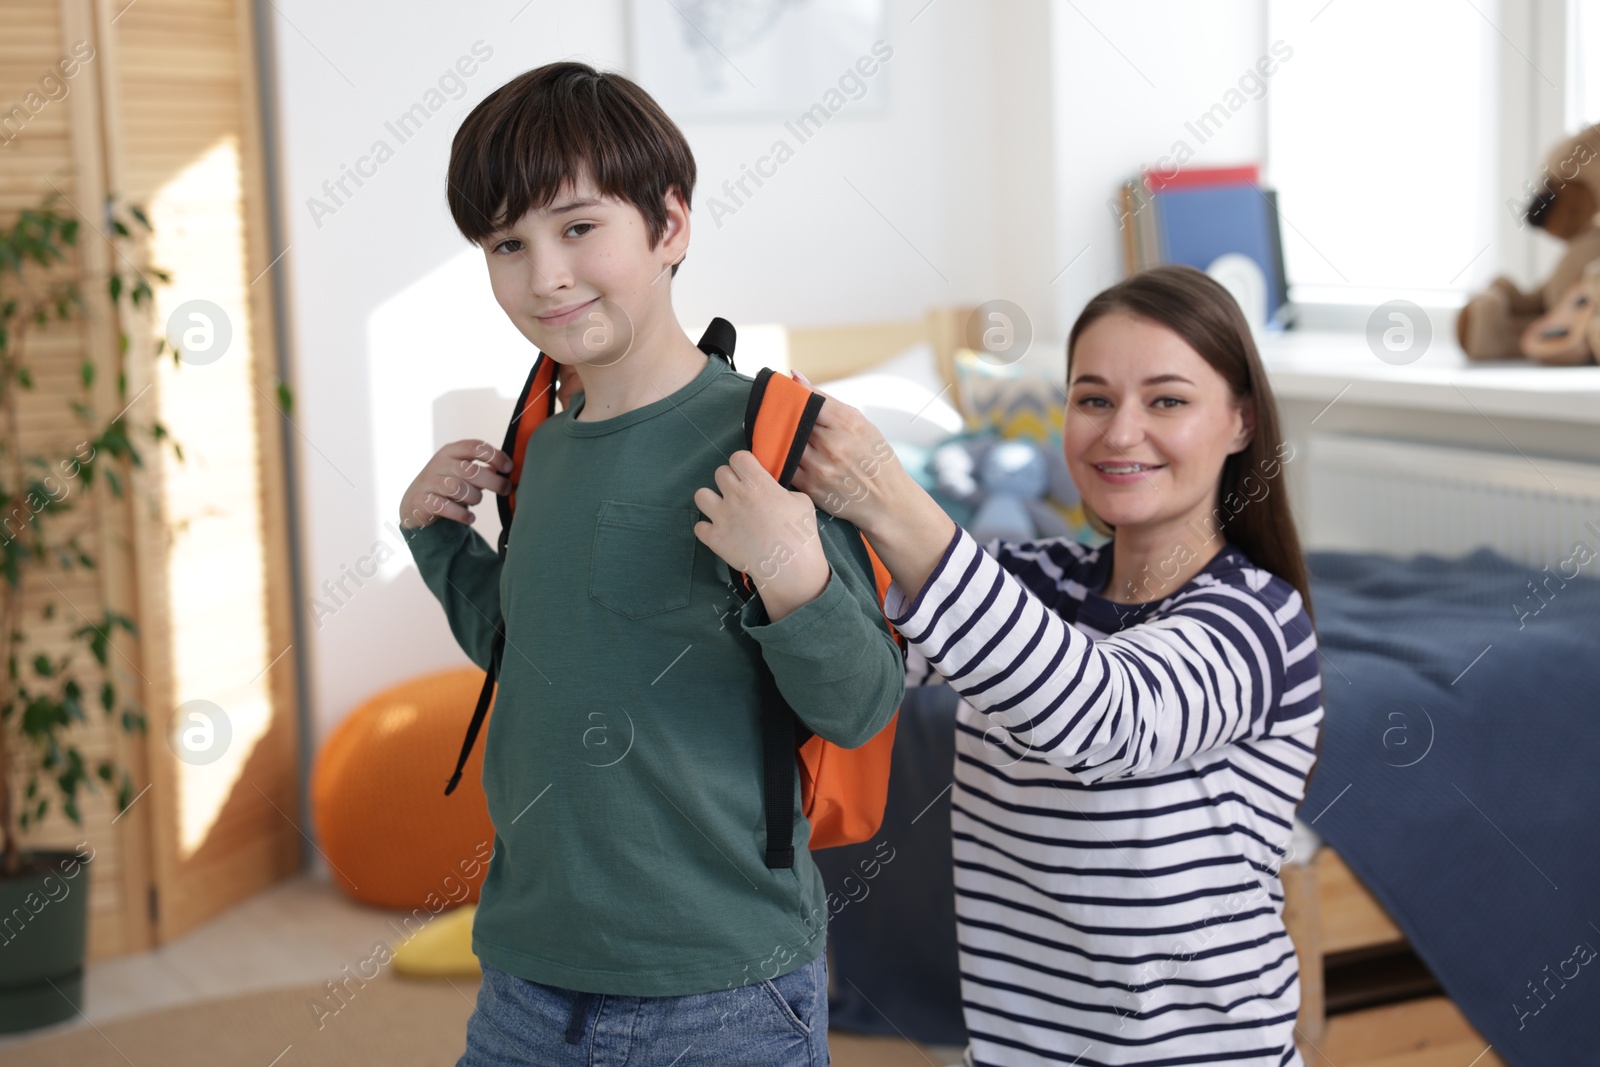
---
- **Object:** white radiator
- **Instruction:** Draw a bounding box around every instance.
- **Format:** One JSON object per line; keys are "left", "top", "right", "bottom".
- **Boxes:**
{"left": 1302, "top": 433, "right": 1600, "bottom": 567}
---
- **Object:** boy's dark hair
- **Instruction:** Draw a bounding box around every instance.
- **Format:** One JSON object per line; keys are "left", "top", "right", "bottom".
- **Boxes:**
{"left": 447, "top": 62, "right": 696, "bottom": 276}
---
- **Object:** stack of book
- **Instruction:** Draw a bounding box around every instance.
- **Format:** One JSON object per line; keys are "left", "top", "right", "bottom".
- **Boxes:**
{"left": 1116, "top": 164, "right": 1290, "bottom": 328}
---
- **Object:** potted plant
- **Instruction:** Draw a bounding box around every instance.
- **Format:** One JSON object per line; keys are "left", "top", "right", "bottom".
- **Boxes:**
{"left": 0, "top": 192, "right": 175, "bottom": 1033}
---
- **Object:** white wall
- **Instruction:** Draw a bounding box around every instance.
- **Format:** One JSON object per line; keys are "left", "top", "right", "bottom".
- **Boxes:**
{"left": 269, "top": 0, "right": 1272, "bottom": 747}
{"left": 1048, "top": 1, "right": 1269, "bottom": 335}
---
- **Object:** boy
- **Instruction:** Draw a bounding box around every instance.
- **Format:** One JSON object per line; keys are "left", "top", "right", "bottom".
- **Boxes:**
{"left": 398, "top": 61, "right": 904, "bottom": 1066}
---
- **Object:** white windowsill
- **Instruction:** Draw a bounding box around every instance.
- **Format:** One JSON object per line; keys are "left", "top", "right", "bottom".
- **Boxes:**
{"left": 1257, "top": 329, "right": 1600, "bottom": 427}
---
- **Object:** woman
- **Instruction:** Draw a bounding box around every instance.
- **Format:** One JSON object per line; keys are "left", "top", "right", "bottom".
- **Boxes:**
{"left": 771, "top": 266, "right": 1322, "bottom": 1065}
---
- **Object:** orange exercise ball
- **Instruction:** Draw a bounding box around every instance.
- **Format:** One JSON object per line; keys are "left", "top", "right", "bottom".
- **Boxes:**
{"left": 311, "top": 668, "right": 496, "bottom": 909}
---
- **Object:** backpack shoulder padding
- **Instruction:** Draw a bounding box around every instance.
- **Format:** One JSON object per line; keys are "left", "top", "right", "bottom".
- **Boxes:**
{"left": 744, "top": 368, "right": 826, "bottom": 490}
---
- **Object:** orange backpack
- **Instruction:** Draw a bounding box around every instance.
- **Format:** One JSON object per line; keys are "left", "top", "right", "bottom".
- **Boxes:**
{"left": 443, "top": 319, "right": 903, "bottom": 869}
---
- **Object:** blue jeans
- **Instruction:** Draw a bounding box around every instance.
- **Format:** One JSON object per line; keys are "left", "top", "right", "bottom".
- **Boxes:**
{"left": 456, "top": 953, "right": 830, "bottom": 1066}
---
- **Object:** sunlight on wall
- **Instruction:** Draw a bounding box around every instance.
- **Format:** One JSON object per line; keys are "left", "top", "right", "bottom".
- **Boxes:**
{"left": 368, "top": 247, "right": 552, "bottom": 567}
{"left": 149, "top": 135, "right": 273, "bottom": 857}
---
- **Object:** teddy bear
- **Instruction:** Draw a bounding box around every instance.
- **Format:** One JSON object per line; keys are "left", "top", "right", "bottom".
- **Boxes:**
{"left": 927, "top": 433, "right": 1085, "bottom": 543}
{"left": 1457, "top": 124, "right": 1600, "bottom": 362}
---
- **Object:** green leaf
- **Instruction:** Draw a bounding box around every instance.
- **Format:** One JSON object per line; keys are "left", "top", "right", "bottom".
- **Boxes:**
{"left": 108, "top": 274, "right": 123, "bottom": 302}
{"left": 18, "top": 367, "right": 33, "bottom": 389}
{"left": 84, "top": 627, "right": 108, "bottom": 666}
{"left": 97, "top": 760, "right": 114, "bottom": 782}
{"left": 101, "top": 679, "right": 115, "bottom": 712}
{"left": 275, "top": 379, "right": 294, "bottom": 415}
{"left": 63, "top": 797, "right": 80, "bottom": 825}
{"left": 129, "top": 205, "right": 151, "bottom": 229}
{"left": 23, "top": 696, "right": 65, "bottom": 737}
{"left": 32, "top": 653, "right": 54, "bottom": 677}
{"left": 63, "top": 679, "right": 84, "bottom": 721}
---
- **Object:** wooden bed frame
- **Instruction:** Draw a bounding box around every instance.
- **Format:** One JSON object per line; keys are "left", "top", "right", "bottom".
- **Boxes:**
{"left": 787, "top": 308, "right": 1504, "bottom": 1067}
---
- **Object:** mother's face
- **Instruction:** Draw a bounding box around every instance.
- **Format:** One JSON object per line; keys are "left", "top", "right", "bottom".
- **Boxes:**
{"left": 1064, "top": 311, "right": 1253, "bottom": 536}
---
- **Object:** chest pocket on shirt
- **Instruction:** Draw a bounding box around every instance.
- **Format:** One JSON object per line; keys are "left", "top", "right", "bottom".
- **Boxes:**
{"left": 589, "top": 501, "right": 699, "bottom": 619}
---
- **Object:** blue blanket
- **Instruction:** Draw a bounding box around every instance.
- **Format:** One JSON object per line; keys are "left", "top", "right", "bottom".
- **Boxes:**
{"left": 1301, "top": 546, "right": 1600, "bottom": 1064}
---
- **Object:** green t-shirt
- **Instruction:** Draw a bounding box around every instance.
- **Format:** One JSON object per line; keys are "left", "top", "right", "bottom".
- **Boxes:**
{"left": 404, "top": 353, "right": 904, "bottom": 996}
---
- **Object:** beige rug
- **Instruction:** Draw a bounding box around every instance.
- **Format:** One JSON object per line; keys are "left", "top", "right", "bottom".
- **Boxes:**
{"left": 7, "top": 974, "right": 483, "bottom": 1066}
{"left": 7, "top": 974, "right": 946, "bottom": 1066}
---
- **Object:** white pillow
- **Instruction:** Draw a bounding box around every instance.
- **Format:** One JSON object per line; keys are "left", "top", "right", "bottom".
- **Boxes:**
{"left": 814, "top": 342, "right": 966, "bottom": 448}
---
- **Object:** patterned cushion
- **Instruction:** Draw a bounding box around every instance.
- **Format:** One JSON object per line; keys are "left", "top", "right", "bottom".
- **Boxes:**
{"left": 951, "top": 348, "right": 1066, "bottom": 444}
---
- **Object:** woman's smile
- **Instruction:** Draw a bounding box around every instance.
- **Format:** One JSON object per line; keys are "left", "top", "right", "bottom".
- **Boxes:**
{"left": 1091, "top": 461, "right": 1167, "bottom": 484}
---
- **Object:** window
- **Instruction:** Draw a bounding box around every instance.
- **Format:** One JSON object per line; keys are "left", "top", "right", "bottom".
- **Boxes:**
{"left": 1568, "top": 0, "right": 1600, "bottom": 125}
{"left": 1266, "top": 0, "right": 1505, "bottom": 307}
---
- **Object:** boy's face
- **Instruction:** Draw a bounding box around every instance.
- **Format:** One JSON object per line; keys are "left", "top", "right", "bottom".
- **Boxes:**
{"left": 480, "top": 175, "right": 688, "bottom": 369}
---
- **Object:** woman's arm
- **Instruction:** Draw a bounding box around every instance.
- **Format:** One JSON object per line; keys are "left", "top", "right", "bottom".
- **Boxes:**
{"left": 789, "top": 385, "right": 1316, "bottom": 778}
{"left": 884, "top": 523, "right": 1305, "bottom": 779}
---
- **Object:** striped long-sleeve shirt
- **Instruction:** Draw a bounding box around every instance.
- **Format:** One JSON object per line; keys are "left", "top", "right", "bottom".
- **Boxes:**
{"left": 887, "top": 525, "right": 1324, "bottom": 1067}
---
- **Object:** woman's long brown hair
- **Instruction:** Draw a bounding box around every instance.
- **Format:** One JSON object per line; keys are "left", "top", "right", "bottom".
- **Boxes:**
{"left": 1066, "top": 264, "right": 1316, "bottom": 626}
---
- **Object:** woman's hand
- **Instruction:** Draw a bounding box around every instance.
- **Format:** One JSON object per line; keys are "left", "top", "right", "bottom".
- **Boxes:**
{"left": 399, "top": 440, "right": 512, "bottom": 528}
{"left": 786, "top": 372, "right": 910, "bottom": 539}
{"left": 788, "top": 371, "right": 958, "bottom": 606}
{"left": 693, "top": 450, "right": 830, "bottom": 622}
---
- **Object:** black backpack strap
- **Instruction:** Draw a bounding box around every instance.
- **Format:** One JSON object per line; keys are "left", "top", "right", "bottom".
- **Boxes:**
{"left": 700, "top": 317, "right": 736, "bottom": 369}
{"left": 744, "top": 370, "right": 824, "bottom": 868}
{"left": 758, "top": 668, "right": 816, "bottom": 869}
{"left": 759, "top": 669, "right": 797, "bottom": 869}
{"left": 445, "top": 636, "right": 502, "bottom": 796}
{"left": 442, "top": 354, "right": 544, "bottom": 796}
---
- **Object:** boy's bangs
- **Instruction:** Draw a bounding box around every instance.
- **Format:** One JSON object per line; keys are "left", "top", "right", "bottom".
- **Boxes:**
{"left": 447, "top": 64, "right": 695, "bottom": 251}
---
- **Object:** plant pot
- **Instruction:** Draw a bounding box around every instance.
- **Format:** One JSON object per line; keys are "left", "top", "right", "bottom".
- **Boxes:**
{"left": 0, "top": 849, "right": 92, "bottom": 1033}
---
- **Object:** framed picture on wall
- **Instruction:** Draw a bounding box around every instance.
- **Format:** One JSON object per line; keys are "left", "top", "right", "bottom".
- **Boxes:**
{"left": 628, "top": 0, "right": 888, "bottom": 120}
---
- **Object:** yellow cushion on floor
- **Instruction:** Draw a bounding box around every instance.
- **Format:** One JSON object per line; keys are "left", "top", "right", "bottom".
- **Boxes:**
{"left": 392, "top": 903, "right": 481, "bottom": 978}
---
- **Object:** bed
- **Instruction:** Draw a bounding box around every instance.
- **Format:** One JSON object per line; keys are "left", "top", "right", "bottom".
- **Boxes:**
{"left": 779, "top": 307, "right": 1600, "bottom": 1067}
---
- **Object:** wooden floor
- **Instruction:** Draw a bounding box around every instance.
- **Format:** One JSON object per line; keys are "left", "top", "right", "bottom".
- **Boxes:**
{"left": 1, "top": 871, "right": 1497, "bottom": 1066}
{"left": 1303, "top": 998, "right": 1503, "bottom": 1067}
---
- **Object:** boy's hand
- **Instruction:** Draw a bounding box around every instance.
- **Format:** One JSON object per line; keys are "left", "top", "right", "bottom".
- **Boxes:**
{"left": 693, "top": 451, "right": 830, "bottom": 622}
{"left": 400, "top": 440, "right": 512, "bottom": 529}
